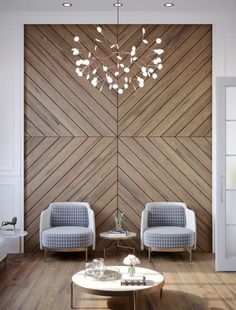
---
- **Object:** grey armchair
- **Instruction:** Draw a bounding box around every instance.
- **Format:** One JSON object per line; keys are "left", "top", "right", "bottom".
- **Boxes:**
{"left": 141, "top": 202, "right": 196, "bottom": 261}
{"left": 40, "top": 202, "right": 95, "bottom": 262}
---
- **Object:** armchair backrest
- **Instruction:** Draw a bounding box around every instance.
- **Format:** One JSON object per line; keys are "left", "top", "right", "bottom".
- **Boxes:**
{"left": 147, "top": 203, "right": 186, "bottom": 227}
{"left": 49, "top": 202, "right": 89, "bottom": 227}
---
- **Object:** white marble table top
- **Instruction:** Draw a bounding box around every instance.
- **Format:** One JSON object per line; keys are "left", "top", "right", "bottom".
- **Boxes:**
{"left": 72, "top": 266, "right": 164, "bottom": 293}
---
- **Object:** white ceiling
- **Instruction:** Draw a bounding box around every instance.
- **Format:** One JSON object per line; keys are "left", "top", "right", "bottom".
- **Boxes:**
{"left": 0, "top": 0, "right": 236, "bottom": 12}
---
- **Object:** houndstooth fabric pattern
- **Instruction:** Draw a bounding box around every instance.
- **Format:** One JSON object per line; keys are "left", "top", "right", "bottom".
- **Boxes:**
{"left": 42, "top": 226, "right": 93, "bottom": 248}
{"left": 143, "top": 226, "right": 194, "bottom": 248}
{"left": 147, "top": 205, "right": 186, "bottom": 227}
{"left": 50, "top": 204, "right": 89, "bottom": 227}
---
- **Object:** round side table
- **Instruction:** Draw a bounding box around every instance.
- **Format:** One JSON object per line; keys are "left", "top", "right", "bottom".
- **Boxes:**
{"left": 100, "top": 231, "right": 136, "bottom": 258}
{"left": 0, "top": 230, "right": 28, "bottom": 253}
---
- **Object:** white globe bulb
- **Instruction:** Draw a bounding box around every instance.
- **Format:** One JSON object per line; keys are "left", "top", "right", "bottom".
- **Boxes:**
{"left": 139, "top": 82, "right": 144, "bottom": 88}
{"left": 106, "top": 75, "right": 113, "bottom": 84}
{"left": 71, "top": 48, "right": 79, "bottom": 55}
{"left": 83, "top": 59, "right": 90, "bottom": 65}
{"left": 75, "top": 68, "right": 83, "bottom": 76}
{"left": 76, "top": 60, "right": 82, "bottom": 66}
{"left": 91, "top": 78, "right": 98, "bottom": 87}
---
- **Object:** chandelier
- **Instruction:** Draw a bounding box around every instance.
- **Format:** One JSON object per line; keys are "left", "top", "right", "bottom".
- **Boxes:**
{"left": 71, "top": 1, "right": 164, "bottom": 94}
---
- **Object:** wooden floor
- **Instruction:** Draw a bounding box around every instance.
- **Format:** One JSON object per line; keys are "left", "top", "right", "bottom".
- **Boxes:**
{"left": 0, "top": 251, "right": 236, "bottom": 310}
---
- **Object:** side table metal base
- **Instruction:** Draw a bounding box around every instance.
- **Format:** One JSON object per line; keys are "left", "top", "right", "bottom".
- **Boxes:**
{"left": 104, "top": 240, "right": 135, "bottom": 258}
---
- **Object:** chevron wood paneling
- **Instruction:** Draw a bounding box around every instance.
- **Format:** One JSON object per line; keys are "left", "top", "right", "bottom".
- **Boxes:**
{"left": 24, "top": 137, "right": 117, "bottom": 251}
{"left": 24, "top": 24, "right": 212, "bottom": 251}
{"left": 118, "top": 137, "right": 212, "bottom": 251}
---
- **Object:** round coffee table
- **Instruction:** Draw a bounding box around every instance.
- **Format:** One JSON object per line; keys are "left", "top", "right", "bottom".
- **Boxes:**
{"left": 71, "top": 266, "right": 165, "bottom": 310}
{"left": 100, "top": 231, "right": 136, "bottom": 258}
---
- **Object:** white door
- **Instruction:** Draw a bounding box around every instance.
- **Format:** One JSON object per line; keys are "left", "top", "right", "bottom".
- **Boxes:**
{"left": 216, "top": 77, "right": 236, "bottom": 271}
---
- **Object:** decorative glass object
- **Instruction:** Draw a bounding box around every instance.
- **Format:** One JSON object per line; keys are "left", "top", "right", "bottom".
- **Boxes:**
{"left": 85, "top": 262, "right": 94, "bottom": 274}
{"left": 114, "top": 211, "right": 124, "bottom": 232}
{"left": 128, "top": 265, "right": 136, "bottom": 277}
{"left": 84, "top": 265, "right": 121, "bottom": 281}
{"left": 123, "top": 254, "right": 140, "bottom": 277}
{"left": 93, "top": 258, "right": 105, "bottom": 276}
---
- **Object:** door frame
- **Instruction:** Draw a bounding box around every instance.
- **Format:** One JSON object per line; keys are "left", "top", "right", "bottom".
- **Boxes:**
{"left": 215, "top": 76, "right": 236, "bottom": 271}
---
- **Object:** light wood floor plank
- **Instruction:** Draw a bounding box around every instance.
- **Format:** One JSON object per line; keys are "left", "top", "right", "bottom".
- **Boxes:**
{"left": 1, "top": 252, "right": 235, "bottom": 310}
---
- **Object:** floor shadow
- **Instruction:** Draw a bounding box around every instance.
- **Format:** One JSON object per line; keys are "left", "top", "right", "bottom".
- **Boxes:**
{"left": 44, "top": 251, "right": 89, "bottom": 262}
{"left": 106, "top": 289, "right": 208, "bottom": 310}
{"left": 74, "top": 290, "right": 208, "bottom": 310}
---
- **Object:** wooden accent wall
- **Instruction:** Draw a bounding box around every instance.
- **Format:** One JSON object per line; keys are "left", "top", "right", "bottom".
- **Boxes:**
{"left": 24, "top": 25, "right": 212, "bottom": 251}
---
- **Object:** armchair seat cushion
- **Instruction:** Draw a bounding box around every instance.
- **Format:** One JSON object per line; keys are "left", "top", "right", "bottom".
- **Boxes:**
{"left": 42, "top": 226, "right": 93, "bottom": 249}
{"left": 144, "top": 226, "right": 194, "bottom": 249}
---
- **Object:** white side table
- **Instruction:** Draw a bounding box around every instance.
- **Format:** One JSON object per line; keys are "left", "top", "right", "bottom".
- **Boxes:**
{"left": 0, "top": 230, "right": 28, "bottom": 253}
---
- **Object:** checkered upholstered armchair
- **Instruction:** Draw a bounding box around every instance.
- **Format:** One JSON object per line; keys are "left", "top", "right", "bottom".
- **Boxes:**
{"left": 140, "top": 202, "right": 196, "bottom": 262}
{"left": 40, "top": 202, "right": 95, "bottom": 262}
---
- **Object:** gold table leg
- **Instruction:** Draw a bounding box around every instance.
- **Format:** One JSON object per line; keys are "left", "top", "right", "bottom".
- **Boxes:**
{"left": 71, "top": 282, "right": 74, "bottom": 309}
{"left": 71, "top": 282, "right": 80, "bottom": 309}
{"left": 132, "top": 291, "right": 137, "bottom": 310}
{"left": 103, "top": 244, "right": 118, "bottom": 258}
{"left": 117, "top": 240, "right": 135, "bottom": 254}
{"left": 103, "top": 240, "right": 135, "bottom": 258}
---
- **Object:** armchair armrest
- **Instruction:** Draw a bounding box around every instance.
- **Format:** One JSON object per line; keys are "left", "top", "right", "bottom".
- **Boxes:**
{"left": 88, "top": 208, "right": 96, "bottom": 250}
{"left": 39, "top": 209, "right": 51, "bottom": 250}
{"left": 140, "top": 208, "right": 149, "bottom": 250}
{"left": 185, "top": 208, "right": 197, "bottom": 249}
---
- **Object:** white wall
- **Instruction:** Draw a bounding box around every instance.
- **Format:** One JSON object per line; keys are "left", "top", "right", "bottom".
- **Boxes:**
{"left": 0, "top": 11, "right": 236, "bottom": 253}
{"left": 0, "top": 22, "right": 24, "bottom": 253}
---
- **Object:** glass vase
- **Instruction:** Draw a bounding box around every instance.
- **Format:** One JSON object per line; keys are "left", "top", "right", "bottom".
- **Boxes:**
{"left": 128, "top": 265, "right": 135, "bottom": 277}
